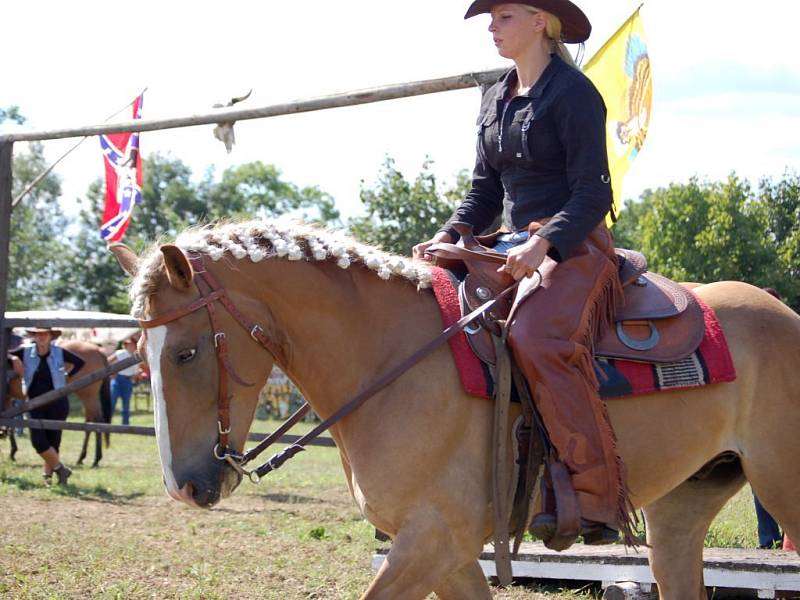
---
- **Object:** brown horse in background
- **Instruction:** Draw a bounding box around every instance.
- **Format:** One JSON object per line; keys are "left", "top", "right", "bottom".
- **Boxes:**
{"left": 3, "top": 340, "right": 111, "bottom": 466}
{"left": 111, "top": 220, "right": 800, "bottom": 600}
{"left": 1, "top": 367, "right": 26, "bottom": 460}
{"left": 61, "top": 340, "right": 112, "bottom": 467}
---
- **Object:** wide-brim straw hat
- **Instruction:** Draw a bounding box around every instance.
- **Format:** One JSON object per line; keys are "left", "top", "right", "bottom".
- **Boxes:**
{"left": 25, "top": 326, "right": 62, "bottom": 339}
{"left": 464, "top": 0, "right": 591, "bottom": 44}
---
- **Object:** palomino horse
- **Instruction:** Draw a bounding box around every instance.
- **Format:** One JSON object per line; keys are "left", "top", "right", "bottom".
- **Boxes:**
{"left": 111, "top": 220, "right": 800, "bottom": 600}
{"left": 3, "top": 340, "right": 111, "bottom": 466}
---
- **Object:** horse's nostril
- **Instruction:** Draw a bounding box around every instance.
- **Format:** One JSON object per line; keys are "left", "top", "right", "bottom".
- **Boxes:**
{"left": 190, "top": 482, "right": 220, "bottom": 507}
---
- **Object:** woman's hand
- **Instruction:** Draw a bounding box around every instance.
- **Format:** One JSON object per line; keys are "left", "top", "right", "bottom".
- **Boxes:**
{"left": 412, "top": 231, "right": 454, "bottom": 261}
{"left": 499, "top": 234, "right": 552, "bottom": 280}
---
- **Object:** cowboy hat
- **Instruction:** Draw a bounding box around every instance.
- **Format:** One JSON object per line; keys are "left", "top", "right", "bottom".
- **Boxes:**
{"left": 25, "top": 326, "right": 62, "bottom": 338}
{"left": 464, "top": 0, "right": 591, "bottom": 44}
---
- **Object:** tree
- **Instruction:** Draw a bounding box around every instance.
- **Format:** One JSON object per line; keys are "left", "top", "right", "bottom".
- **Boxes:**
{"left": 349, "top": 157, "right": 468, "bottom": 256}
{"left": 614, "top": 173, "right": 800, "bottom": 311}
{"left": 60, "top": 153, "right": 340, "bottom": 312}
{"left": 5, "top": 142, "right": 71, "bottom": 310}
{"left": 0, "top": 106, "right": 25, "bottom": 126}
{"left": 756, "top": 170, "right": 800, "bottom": 307}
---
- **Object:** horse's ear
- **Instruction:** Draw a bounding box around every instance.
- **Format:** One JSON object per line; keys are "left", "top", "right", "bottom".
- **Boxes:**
{"left": 161, "top": 244, "right": 194, "bottom": 292}
{"left": 108, "top": 243, "right": 140, "bottom": 277}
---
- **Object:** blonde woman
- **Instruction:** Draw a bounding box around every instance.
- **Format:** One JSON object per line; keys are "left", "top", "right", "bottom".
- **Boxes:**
{"left": 414, "top": 1, "right": 634, "bottom": 546}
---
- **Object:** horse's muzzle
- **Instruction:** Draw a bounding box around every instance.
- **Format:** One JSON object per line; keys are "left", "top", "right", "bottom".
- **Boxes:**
{"left": 171, "top": 461, "right": 242, "bottom": 508}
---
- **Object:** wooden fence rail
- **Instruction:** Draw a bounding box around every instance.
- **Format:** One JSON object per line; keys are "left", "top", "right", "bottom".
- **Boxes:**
{"left": 0, "top": 417, "right": 336, "bottom": 447}
{"left": 0, "top": 68, "right": 505, "bottom": 144}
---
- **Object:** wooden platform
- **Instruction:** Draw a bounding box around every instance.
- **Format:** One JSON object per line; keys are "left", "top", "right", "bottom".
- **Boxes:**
{"left": 372, "top": 543, "right": 800, "bottom": 598}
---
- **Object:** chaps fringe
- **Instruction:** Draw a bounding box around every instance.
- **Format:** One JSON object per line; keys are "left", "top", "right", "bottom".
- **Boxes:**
{"left": 575, "top": 258, "right": 641, "bottom": 546}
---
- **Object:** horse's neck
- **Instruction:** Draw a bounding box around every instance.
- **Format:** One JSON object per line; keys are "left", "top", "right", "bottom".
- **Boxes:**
{"left": 239, "top": 259, "right": 439, "bottom": 418}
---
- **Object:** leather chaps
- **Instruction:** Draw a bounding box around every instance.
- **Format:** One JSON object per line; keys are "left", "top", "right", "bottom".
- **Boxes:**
{"left": 506, "top": 220, "right": 635, "bottom": 537}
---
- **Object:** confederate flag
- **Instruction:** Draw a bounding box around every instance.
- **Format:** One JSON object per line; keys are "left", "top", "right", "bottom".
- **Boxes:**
{"left": 99, "top": 94, "right": 143, "bottom": 242}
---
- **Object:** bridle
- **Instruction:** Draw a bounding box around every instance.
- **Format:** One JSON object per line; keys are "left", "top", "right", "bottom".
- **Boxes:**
{"left": 138, "top": 253, "right": 283, "bottom": 473}
{"left": 137, "top": 251, "right": 520, "bottom": 483}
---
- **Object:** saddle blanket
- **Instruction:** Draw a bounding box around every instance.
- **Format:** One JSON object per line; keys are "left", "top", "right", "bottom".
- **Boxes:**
{"left": 430, "top": 267, "right": 737, "bottom": 401}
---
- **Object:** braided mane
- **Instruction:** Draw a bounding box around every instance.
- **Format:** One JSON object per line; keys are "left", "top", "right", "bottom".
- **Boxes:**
{"left": 129, "top": 218, "right": 433, "bottom": 318}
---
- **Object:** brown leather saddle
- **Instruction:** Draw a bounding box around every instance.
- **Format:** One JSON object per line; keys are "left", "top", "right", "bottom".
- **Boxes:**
{"left": 428, "top": 229, "right": 705, "bottom": 368}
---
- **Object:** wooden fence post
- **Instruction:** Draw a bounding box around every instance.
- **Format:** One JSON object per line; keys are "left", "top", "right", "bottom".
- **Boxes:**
{"left": 0, "top": 141, "right": 13, "bottom": 413}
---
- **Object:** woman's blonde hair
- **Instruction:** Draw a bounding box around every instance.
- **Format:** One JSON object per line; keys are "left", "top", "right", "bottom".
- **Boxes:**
{"left": 522, "top": 5, "right": 579, "bottom": 68}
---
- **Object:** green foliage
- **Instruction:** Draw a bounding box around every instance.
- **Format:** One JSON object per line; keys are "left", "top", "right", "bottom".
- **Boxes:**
{"left": 7, "top": 142, "right": 71, "bottom": 310}
{"left": 0, "top": 105, "right": 25, "bottom": 125}
{"left": 614, "top": 172, "right": 800, "bottom": 310}
{"left": 57, "top": 153, "right": 341, "bottom": 312}
{"left": 348, "top": 157, "right": 468, "bottom": 256}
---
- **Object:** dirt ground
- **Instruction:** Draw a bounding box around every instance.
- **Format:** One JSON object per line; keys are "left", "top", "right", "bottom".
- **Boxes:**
{"left": 0, "top": 437, "right": 594, "bottom": 600}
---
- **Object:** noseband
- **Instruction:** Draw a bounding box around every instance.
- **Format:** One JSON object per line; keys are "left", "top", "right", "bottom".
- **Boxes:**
{"left": 138, "top": 250, "right": 521, "bottom": 483}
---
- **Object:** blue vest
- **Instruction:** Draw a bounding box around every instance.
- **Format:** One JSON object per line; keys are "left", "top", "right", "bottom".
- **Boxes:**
{"left": 22, "top": 344, "right": 67, "bottom": 391}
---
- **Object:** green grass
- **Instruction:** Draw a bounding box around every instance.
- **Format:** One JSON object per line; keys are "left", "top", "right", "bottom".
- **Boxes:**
{"left": 0, "top": 402, "right": 770, "bottom": 599}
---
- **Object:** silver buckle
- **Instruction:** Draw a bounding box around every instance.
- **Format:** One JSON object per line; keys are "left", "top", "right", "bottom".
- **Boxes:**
{"left": 214, "top": 332, "right": 226, "bottom": 347}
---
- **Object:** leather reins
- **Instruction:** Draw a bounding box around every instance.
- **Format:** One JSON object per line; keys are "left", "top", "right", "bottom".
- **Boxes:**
{"left": 138, "top": 251, "right": 519, "bottom": 483}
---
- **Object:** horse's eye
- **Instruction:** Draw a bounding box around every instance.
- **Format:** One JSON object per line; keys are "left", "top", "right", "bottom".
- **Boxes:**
{"left": 177, "top": 348, "right": 197, "bottom": 364}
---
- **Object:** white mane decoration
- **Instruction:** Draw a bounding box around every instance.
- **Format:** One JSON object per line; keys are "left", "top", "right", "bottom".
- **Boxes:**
{"left": 130, "top": 218, "right": 433, "bottom": 318}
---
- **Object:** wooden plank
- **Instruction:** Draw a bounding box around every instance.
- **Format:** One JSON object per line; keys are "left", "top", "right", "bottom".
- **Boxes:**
{"left": 373, "top": 543, "right": 800, "bottom": 593}
{"left": 0, "top": 68, "right": 507, "bottom": 144}
{"left": 0, "top": 354, "right": 141, "bottom": 418}
{"left": 0, "top": 141, "right": 13, "bottom": 412}
{"left": 0, "top": 417, "right": 336, "bottom": 447}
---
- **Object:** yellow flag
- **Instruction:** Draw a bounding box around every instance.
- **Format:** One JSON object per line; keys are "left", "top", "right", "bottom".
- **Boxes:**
{"left": 583, "top": 7, "right": 652, "bottom": 225}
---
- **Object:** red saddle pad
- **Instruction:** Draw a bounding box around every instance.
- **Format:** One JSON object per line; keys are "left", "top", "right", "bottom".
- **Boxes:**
{"left": 429, "top": 267, "right": 736, "bottom": 400}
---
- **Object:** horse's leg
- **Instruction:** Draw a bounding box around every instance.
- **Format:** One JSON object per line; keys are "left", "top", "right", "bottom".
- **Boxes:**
{"left": 360, "top": 508, "right": 485, "bottom": 600}
{"left": 77, "top": 431, "right": 89, "bottom": 465}
{"left": 644, "top": 468, "right": 746, "bottom": 600}
{"left": 92, "top": 430, "right": 102, "bottom": 467}
{"left": 746, "top": 456, "right": 800, "bottom": 553}
{"left": 100, "top": 378, "right": 111, "bottom": 448}
{"left": 9, "top": 430, "right": 17, "bottom": 461}
{"left": 431, "top": 560, "right": 492, "bottom": 600}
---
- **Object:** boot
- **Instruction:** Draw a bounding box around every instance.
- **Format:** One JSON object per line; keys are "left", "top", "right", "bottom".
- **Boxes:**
{"left": 54, "top": 464, "right": 72, "bottom": 486}
{"left": 529, "top": 512, "right": 618, "bottom": 545}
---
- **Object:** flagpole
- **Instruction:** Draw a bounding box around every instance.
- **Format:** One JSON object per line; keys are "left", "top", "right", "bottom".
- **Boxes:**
{"left": 11, "top": 88, "right": 147, "bottom": 208}
{"left": 582, "top": 3, "right": 644, "bottom": 70}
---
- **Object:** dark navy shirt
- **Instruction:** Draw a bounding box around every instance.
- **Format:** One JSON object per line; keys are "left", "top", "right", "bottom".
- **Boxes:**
{"left": 442, "top": 54, "right": 613, "bottom": 261}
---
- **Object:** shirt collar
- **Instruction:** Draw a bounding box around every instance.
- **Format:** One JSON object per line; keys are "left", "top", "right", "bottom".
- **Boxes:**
{"left": 494, "top": 53, "right": 566, "bottom": 102}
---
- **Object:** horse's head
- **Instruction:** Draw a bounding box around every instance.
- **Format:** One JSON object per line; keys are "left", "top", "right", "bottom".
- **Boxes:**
{"left": 110, "top": 242, "right": 275, "bottom": 508}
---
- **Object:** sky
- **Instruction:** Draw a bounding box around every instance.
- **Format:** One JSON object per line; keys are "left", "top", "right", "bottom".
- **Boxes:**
{"left": 3, "top": 0, "right": 800, "bottom": 224}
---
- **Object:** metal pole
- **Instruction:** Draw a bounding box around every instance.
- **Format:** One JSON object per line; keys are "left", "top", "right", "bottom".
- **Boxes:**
{"left": 0, "top": 142, "right": 13, "bottom": 413}
{"left": 0, "top": 69, "right": 506, "bottom": 144}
